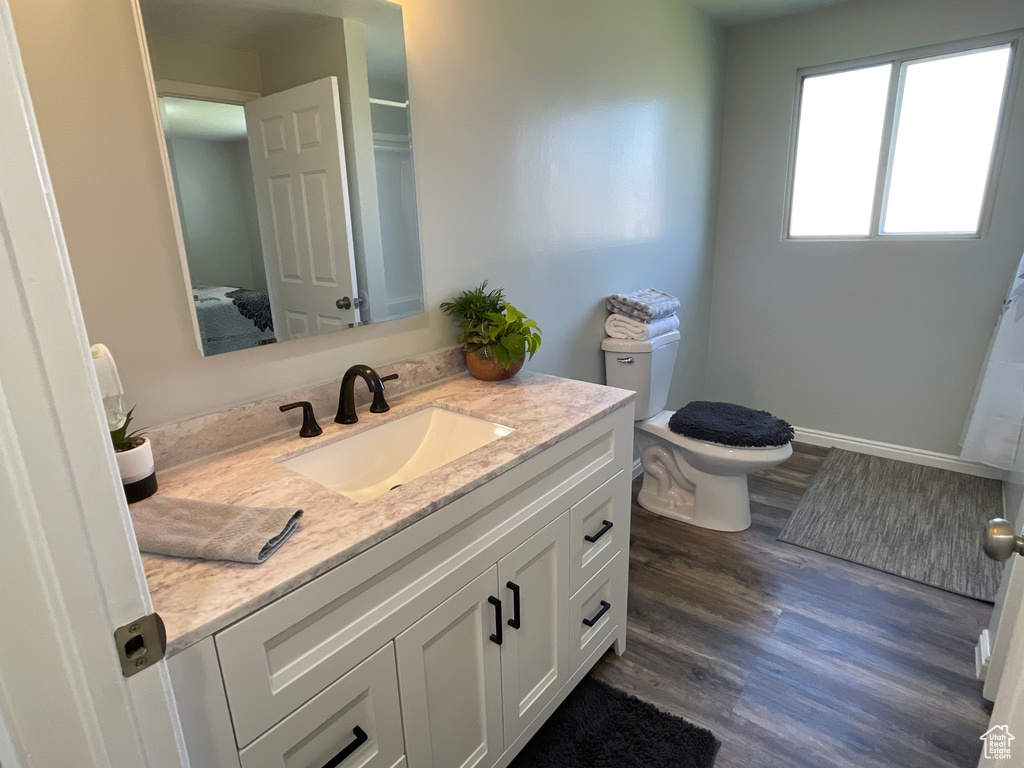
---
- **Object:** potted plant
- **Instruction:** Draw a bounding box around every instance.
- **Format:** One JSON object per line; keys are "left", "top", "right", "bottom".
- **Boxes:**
{"left": 110, "top": 402, "right": 158, "bottom": 503}
{"left": 441, "top": 282, "right": 542, "bottom": 381}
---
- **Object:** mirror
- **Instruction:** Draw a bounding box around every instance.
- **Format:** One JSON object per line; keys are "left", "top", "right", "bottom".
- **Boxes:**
{"left": 138, "top": 0, "right": 424, "bottom": 356}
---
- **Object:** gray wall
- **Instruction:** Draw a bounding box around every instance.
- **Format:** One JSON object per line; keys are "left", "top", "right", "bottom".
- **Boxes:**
{"left": 12, "top": 0, "right": 725, "bottom": 428}
{"left": 167, "top": 136, "right": 265, "bottom": 292}
{"left": 707, "top": 0, "right": 1024, "bottom": 455}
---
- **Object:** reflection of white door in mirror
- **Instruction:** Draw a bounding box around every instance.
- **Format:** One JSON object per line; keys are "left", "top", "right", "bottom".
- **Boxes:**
{"left": 139, "top": 0, "right": 425, "bottom": 357}
{"left": 245, "top": 77, "right": 360, "bottom": 340}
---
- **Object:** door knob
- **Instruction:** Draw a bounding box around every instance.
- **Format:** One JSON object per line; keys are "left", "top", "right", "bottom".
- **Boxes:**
{"left": 984, "top": 518, "right": 1024, "bottom": 562}
{"left": 336, "top": 297, "right": 363, "bottom": 311}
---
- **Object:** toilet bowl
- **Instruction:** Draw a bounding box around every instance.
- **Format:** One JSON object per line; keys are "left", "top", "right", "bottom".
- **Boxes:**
{"left": 602, "top": 331, "right": 792, "bottom": 532}
{"left": 635, "top": 410, "right": 792, "bottom": 531}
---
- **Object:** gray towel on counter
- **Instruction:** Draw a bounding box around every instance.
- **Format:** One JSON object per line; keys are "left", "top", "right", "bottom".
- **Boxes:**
{"left": 130, "top": 495, "right": 303, "bottom": 564}
{"left": 605, "top": 288, "right": 680, "bottom": 321}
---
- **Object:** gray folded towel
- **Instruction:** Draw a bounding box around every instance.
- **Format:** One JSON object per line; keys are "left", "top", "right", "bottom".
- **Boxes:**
{"left": 130, "top": 495, "right": 303, "bottom": 564}
{"left": 606, "top": 288, "right": 680, "bottom": 321}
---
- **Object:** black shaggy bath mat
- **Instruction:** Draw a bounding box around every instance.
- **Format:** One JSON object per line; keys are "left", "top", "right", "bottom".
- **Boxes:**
{"left": 509, "top": 677, "right": 720, "bottom": 768}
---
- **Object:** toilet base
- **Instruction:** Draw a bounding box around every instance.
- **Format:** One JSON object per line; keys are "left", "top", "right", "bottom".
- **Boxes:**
{"left": 636, "top": 439, "right": 753, "bottom": 532}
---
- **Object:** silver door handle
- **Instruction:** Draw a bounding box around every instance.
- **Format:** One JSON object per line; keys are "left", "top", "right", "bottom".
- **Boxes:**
{"left": 984, "top": 518, "right": 1024, "bottom": 562}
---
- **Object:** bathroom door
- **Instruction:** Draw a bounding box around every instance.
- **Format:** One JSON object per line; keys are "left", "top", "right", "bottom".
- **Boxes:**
{"left": 245, "top": 76, "right": 361, "bottom": 340}
{"left": 981, "top": 541, "right": 1024, "bottom": 767}
{"left": 0, "top": 5, "right": 187, "bottom": 764}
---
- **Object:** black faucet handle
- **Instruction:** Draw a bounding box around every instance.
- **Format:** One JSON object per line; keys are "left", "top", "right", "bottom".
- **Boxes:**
{"left": 369, "top": 373, "right": 398, "bottom": 414}
{"left": 280, "top": 401, "right": 323, "bottom": 438}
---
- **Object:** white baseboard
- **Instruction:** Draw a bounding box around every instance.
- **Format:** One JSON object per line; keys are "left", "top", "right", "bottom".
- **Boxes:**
{"left": 793, "top": 426, "right": 1008, "bottom": 481}
{"left": 976, "top": 629, "right": 992, "bottom": 682}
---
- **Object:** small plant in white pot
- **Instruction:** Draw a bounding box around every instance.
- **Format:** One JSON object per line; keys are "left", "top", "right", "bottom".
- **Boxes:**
{"left": 110, "top": 403, "right": 158, "bottom": 503}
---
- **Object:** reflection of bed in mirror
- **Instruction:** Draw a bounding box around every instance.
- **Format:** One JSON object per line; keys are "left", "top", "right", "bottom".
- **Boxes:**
{"left": 193, "top": 285, "right": 277, "bottom": 356}
{"left": 139, "top": 0, "right": 425, "bottom": 356}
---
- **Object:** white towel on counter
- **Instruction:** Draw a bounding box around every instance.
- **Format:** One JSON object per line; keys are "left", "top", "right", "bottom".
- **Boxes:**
{"left": 605, "top": 312, "right": 679, "bottom": 341}
{"left": 606, "top": 288, "right": 680, "bottom": 321}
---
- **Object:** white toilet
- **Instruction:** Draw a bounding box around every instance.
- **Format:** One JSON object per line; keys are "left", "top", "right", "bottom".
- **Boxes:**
{"left": 602, "top": 331, "right": 792, "bottom": 532}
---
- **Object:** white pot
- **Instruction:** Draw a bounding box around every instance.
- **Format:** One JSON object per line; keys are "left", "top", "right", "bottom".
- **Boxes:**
{"left": 115, "top": 437, "right": 158, "bottom": 503}
{"left": 115, "top": 437, "right": 154, "bottom": 484}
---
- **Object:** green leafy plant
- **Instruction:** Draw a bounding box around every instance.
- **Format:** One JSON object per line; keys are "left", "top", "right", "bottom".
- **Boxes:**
{"left": 441, "top": 283, "right": 542, "bottom": 370}
{"left": 484, "top": 302, "right": 542, "bottom": 369}
{"left": 110, "top": 406, "right": 146, "bottom": 453}
{"left": 439, "top": 281, "right": 506, "bottom": 327}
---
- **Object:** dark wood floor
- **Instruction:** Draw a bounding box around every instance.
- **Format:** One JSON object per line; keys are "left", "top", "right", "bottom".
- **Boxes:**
{"left": 590, "top": 443, "right": 994, "bottom": 768}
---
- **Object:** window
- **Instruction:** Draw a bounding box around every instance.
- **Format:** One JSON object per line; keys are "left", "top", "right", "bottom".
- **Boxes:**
{"left": 786, "top": 37, "right": 1017, "bottom": 240}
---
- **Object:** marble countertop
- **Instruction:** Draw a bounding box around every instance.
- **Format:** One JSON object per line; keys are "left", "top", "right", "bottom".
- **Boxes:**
{"left": 143, "top": 372, "right": 634, "bottom": 656}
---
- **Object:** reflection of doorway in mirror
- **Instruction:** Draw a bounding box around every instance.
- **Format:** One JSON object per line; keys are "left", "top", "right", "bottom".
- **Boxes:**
{"left": 159, "top": 96, "right": 277, "bottom": 356}
{"left": 140, "top": 0, "right": 427, "bottom": 356}
{"left": 368, "top": 96, "right": 423, "bottom": 322}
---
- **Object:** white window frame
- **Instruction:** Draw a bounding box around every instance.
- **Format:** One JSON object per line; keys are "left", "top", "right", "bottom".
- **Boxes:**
{"left": 783, "top": 30, "right": 1023, "bottom": 242}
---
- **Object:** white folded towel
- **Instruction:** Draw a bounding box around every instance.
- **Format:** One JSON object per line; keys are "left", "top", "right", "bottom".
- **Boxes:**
{"left": 605, "top": 312, "right": 679, "bottom": 341}
{"left": 606, "top": 288, "right": 680, "bottom": 321}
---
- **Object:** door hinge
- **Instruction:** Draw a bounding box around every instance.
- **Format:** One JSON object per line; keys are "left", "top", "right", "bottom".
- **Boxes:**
{"left": 114, "top": 612, "right": 166, "bottom": 677}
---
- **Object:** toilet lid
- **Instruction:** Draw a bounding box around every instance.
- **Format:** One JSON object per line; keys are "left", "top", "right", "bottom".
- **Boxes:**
{"left": 668, "top": 401, "right": 793, "bottom": 447}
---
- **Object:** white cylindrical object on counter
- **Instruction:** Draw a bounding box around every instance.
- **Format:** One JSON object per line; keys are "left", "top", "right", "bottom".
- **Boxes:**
{"left": 116, "top": 438, "right": 155, "bottom": 484}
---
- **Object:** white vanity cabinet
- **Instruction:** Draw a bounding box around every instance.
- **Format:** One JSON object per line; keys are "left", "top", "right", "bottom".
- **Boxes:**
{"left": 496, "top": 514, "right": 571, "bottom": 746}
{"left": 395, "top": 568, "right": 504, "bottom": 768}
{"left": 167, "top": 405, "right": 633, "bottom": 768}
{"left": 396, "top": 514, "right": 571, "bottom": 768}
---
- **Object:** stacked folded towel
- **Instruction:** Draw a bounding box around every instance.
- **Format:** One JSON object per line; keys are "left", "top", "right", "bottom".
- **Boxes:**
{"left": 604, "top": 288, "right": 680, "bottom": 341}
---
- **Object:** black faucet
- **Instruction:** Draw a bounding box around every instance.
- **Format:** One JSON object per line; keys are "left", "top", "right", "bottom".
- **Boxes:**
{"left": 335, "top": 364, "right": 399, "bottom": 424}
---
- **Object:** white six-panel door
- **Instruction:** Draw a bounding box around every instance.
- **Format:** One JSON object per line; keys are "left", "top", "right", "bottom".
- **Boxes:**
{"left": 245, "top": 76, "right": 360, "bottom": 339}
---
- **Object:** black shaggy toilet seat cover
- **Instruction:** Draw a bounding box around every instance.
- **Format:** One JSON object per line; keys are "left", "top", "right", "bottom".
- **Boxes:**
{"left": 668, "top": 401, "right": 794, "bottom": 448}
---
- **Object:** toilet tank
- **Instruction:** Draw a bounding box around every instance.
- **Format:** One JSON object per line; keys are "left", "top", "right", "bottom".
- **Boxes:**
{"left": 602, "top": 330, "right": 679, "bottom": 421}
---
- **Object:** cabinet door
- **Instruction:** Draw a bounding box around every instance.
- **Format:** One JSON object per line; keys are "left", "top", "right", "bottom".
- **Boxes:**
{"left": 497, "top": 514, "right": 570, "bottom": 745}
{"left": 396, "top": 568, "right": 503, "bottom": 768}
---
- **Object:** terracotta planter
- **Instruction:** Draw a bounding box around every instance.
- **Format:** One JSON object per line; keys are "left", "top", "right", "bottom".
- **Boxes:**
{"left": 465, "top": 349, "right": 525, "bottom": 381}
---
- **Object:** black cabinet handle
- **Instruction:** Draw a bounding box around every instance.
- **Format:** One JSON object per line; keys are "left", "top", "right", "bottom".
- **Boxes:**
{"left": 584, "top": 519, "right": 614, "bottom": 543}
{"left": 488, "top": 596, "right": 503, "bottom": 645}
{"left": 319, "top": 726, "right": 368, "bottom": 768}
{"left": 582, "top": 600, "right": 611, "bottom": 627}
{"left": 506, "top": 581, "right": 521, "bottom": 629}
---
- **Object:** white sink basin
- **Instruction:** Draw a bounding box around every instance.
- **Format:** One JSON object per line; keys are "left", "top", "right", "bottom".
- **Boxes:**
{"left": 279, "top": 406, "right": 515, "bottom": 502}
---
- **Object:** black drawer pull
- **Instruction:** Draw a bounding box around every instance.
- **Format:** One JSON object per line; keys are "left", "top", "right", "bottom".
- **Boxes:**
{"left": 320, "top": 725, "right": 368, "bottom": 768}
{"left": 507, "top": 581, "right": 521, "bottom": 629}
{"left": 488, "top": 596, "right": 503, "bottom": 645}
{"left": 584, "top": 519, "right": 614, "bottom": 543}
{"left": 583, "top": 600, "right": 611, "bottom": 627}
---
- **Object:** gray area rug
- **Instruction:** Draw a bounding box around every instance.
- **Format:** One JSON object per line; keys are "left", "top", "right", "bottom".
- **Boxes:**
{"left": 778, "top": 449, "right": 1003, "bottom": 601}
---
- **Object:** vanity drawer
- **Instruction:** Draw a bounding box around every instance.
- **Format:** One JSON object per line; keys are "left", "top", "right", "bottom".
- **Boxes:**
{"left": 217, "top": 411, "right": 628, "bottom": 746}
{"left": 569, "top": 552, "right": 626, "bottom": 672}
{"left": 238, "top": 643, "right": 405, "bottom": 768}
{"left": 569, "top": 471, "right": 628, "bottom": 593}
